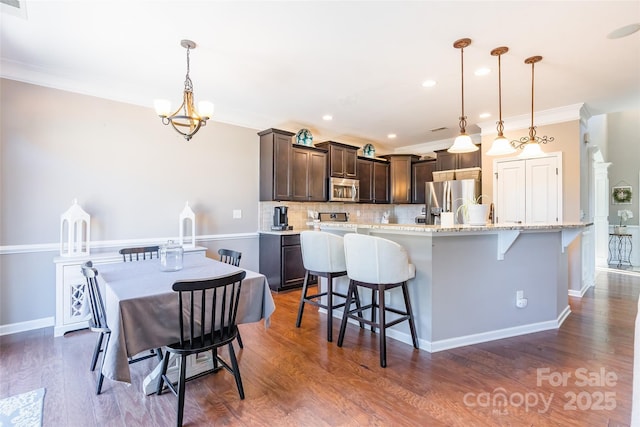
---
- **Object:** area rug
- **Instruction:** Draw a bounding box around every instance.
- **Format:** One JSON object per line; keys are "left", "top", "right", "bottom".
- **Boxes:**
{"left": 0, "top": 388, "right": 45, "bottom": 427}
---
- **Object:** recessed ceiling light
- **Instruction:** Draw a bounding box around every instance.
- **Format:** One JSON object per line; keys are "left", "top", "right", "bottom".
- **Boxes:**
{"left": 322, "top": 114, "right": 333, "bottom": 121}
{"left": 607, "top": 23, "right": 640, "bottom": 39}
{"left": 387, "top": 133, "right": 397, "bottom": 139}
{"left": 422, "top": 80, "right": 437, "bottom": 88}
{"left": 474, "top": 68, "right": 491, "bottom": 76}
{"left": 479, "top": 112, "right": 491, "bottom": 119}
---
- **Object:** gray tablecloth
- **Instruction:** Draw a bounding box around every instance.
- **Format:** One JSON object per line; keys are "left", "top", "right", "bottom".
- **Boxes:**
{"left": 97, "top": 256, "right": 275, "bottom": 383}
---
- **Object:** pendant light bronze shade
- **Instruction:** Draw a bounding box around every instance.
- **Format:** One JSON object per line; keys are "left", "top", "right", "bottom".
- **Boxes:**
{"left": 448, "top": 38, "right": 479, "bottom": 153}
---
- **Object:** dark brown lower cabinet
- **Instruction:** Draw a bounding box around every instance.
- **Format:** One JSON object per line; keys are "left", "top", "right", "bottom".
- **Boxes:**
{"left": 259, "top": 233, "right": 314, "bottom": 292}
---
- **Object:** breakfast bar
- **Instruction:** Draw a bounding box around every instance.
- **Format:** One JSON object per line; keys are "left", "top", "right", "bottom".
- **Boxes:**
{"left": 312, "top": 222, "right": 586, "bottom": 352}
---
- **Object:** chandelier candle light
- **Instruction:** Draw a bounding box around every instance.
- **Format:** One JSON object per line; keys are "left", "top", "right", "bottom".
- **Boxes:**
{"left": 448, "top": 38, "right": 479, "bottom": 154}
{"left": 154, "top": 40, "right": 214, "bottom": 141}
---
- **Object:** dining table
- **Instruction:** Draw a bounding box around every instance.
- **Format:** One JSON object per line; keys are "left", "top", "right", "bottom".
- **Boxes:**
{"left": 96, "top": 255, "right": 275, "bottom": 394}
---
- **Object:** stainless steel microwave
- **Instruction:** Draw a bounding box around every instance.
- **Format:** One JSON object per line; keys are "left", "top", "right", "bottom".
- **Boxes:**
{"left": 329, "top": 177, "right": 359, "bottom": 202}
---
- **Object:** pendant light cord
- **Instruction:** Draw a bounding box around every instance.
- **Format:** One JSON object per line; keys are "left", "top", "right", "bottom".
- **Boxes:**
{"left": 460, "top": 46, "right": 464, "bottom": 119}
{"left": 497, "top": 53, "right": 503, "bottom": 135}
{"left": 529, "top": 60, "right": 535, "bottom": 141}
{"left": 498, "top": 53, "right": 502, "bottom": 120}
{"left": 522, "top": 55, "right": 542, "bottom": 143}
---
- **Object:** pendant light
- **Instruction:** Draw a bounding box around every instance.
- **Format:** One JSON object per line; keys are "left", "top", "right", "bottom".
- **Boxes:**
{"left": 515, "top": 55, "right": 554, "bottom": 158}
{"left": 448, "top": 38, "right": 479, "bottom": 153}
{"left": 486, "top": 47, "right": 516, "bottom": 156}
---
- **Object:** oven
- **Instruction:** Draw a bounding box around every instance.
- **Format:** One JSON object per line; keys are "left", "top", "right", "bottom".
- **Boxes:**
{"left": 328, "top": 177, "right": 359, "bottom": 202}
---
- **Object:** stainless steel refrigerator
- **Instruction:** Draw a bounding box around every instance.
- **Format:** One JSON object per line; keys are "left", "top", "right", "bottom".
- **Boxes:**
{"left": 424, "top": 179, "right": 480, "bottom": 225}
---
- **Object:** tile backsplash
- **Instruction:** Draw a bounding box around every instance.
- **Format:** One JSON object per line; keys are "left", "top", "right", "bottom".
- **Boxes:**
{"left": 260, "top": 201, "right": 424, "bottom": 231}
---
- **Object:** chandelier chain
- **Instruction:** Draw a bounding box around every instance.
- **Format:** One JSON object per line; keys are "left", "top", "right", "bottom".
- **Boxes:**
{"left": 184, "top": 45, "right": 193, "bottom": 93}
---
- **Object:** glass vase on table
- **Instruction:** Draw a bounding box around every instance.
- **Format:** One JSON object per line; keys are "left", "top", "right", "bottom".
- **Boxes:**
{"left": 160, "top": 240, "right": 184, "bottom": 271}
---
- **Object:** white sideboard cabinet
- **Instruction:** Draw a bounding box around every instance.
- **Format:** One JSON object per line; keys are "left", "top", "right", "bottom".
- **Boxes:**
{"left": 53, "top": 246, "right": 207, "bottom": 337}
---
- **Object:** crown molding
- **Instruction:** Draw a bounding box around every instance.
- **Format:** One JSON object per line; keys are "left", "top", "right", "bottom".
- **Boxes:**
{"left": 393, "top": 134, "right": 481, "bottom": 155}
{"left": 477, "top": 103, "right": 590, "bottom": 135}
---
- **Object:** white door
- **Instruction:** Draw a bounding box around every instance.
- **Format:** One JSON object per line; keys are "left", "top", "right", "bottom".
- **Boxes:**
{"left": 494, "top": 153, "right": 562, "bottom": 224}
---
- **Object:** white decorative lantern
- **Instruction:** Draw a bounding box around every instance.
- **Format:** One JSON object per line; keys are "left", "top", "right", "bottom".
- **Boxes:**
{"left": 60, "top": 199, "right": 90, "bottom": 257}
{"left": 179, "top": 202, "right": 196, "bottom": 248}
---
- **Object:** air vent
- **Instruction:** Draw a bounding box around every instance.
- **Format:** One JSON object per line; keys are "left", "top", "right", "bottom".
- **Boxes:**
{"left": 430, "top": 127, "right": 447, "bottom": 132}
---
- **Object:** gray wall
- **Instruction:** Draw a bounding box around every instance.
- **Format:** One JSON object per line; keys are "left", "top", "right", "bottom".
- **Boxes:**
{"left": 607, "top": 109, "right": 640, "bottom": 226}
{"left": 0, "top": 78, "right": 261, "bottom": 328}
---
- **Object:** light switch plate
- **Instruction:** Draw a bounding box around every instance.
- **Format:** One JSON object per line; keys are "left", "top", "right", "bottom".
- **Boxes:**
{"left": 233, "top": 209, "right": 242, "bottom": 219}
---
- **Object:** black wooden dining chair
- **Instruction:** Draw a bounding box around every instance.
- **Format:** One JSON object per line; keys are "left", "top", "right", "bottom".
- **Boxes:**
{"left": 81, "top": 261, "right": 164, "bottom": 394}
{"left": 119, "top": 245, "right": 159, "bottom": 262}
{"left": 81, "top": 261, "right": 110, "bottom": 395}
{"left": 218, "top": 248, "right": 242, "bottom": 267}
{"left": 156, "top": 270, "right": 247, "bottom": 427}
{"left": 217, "top": 248, "right": 244, "bottom": 349}
{"left": 118, "top": 246, "right": 164, "bottom": 361}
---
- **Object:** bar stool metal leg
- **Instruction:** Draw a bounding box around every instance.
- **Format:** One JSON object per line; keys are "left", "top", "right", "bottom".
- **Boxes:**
{"left": 402, "top": 282, "right": 419, "bottom": 348}
{"left": 378, "top": 285, "right": 387, "bottom": 367}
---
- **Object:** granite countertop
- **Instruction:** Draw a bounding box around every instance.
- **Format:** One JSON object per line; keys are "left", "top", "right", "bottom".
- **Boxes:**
{"left": 259, "top": 222, "right": 592, "bottom": 236}
{"left": 258, "top": 229, "right": 302, "bottom": 235}
{"left": 308, "top": 221, "right": 591, "bottom": 233}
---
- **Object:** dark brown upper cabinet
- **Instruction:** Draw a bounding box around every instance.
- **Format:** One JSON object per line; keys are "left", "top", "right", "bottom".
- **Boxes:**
{"left": 291, "top": 145, "right": 327, "bottom": 202}
{"left": 259, "top": 128, "right": 294, "bottom": 201}
{"left": 380, "top": 154, "right": 420, "bottom": 204}
{"left": 435, "top": 146, "right": 481, "bottom": 171}
{"left": 315, "top": 141, "right": 359, "bottom": 179}
{"left": 357, "top": 157, "right": 389, "bottom": 204}
{"left": 412, "top": 159, "right": 436, "bottom": 204}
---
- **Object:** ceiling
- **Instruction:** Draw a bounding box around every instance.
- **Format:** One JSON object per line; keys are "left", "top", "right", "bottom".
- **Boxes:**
{"left": 1, "top": 1, "right": 639, "bottom": 153}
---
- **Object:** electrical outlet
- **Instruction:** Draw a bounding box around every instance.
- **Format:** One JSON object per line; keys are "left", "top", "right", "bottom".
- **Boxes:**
{"left": 516, "top": 298, "right": 528, "bottom": 308}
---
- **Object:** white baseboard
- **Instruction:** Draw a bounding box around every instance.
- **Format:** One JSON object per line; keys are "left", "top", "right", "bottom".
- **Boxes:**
{"left": 0, "top": 317, "right": 54, "bottom": 336}
{"left": 425, "top": 308, "right": 570, "bottom": 353}
{"left": 569, "top": 282, "right": 593, "bottom": 298}
{"left": 324, "top": 305, "right": 572, "bottom": 353}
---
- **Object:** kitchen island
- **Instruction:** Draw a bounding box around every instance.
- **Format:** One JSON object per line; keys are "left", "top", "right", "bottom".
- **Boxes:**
{"left": 312, "top": 221, "right": 587, "bottom": 352}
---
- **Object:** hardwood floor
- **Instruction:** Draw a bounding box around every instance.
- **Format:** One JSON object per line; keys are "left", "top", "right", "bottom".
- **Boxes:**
{"left": 1, "top": 270, "right": 638, "bottom": 426}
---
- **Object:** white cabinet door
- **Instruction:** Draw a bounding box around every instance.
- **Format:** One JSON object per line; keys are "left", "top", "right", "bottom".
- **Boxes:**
{"left": 526, "top": 156, "right": 559, "bottom": 223}
{"left": 495, "top": 160, "right": 526, "bottom": 223}
{"left": 495, "top": 153, "right": 561, "bottom": 224}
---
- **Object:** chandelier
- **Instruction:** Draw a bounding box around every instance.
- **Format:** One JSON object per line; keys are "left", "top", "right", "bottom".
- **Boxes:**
{"left": 448, "top": 38, "right": 479, "bottom": 154}
{"left": 154, "top": 40, "right": 213, "bottom": 141}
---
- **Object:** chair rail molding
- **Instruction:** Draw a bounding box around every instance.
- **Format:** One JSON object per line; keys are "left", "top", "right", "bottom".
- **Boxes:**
{"left": 0, "top": 232, "right": 259, "bottom": 256}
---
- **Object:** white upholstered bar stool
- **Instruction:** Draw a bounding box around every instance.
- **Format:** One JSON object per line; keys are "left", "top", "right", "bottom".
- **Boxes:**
{"left": 296, "top": 230, "right": 362, "bottom": 342}
{"left": 337, "top": 233, "right": 419, "bottom": 368}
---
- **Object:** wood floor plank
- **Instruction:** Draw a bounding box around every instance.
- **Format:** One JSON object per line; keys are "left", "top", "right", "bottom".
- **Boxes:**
{"left": 0, "top": 269, "right": 637, "bottom": 426}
